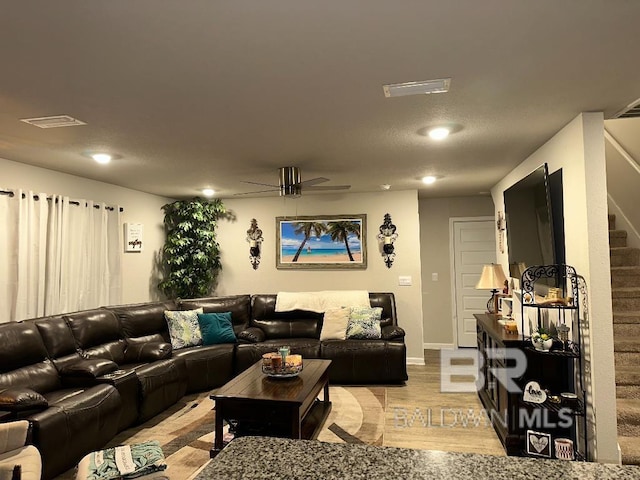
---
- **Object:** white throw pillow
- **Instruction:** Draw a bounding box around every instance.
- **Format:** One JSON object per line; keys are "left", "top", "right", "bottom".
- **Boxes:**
{"left": 320, "top": 307, "right": 351, "bottom": 341}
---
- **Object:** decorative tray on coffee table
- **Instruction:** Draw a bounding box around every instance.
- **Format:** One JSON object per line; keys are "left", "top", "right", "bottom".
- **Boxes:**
{"left": 261, "top": 351, "right": 303, "bottom": 378}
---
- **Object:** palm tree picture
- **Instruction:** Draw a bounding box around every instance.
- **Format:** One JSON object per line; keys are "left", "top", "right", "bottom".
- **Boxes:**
{"left": 276, "top": 214, "right": 367, "bottom": 269}
{"left": 326, "top": 220, "right": 361, "bottom": 262}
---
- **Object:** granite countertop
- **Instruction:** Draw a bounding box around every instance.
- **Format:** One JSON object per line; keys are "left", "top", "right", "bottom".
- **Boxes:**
{"left": 195, "top": 436, "right": 640, "bottom": 480}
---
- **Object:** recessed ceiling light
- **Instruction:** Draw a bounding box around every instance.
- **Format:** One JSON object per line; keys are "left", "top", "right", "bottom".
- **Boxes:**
{"left": 202, "top": 188, "right": 215, "bottom": 197}
{"left": 380, "top": 184, "right": 391, "bottom": 190}
{"left": 383, "top": 78, "right": 451, "bottom": 98}
{"left": 428, "top": 127, "right": 450, "bottom": 140}
{"left": 422, "top": 176, "right": 437, "bottom": 185}
{"left": 92, "top": 153, "right": 112, "bottom": 164}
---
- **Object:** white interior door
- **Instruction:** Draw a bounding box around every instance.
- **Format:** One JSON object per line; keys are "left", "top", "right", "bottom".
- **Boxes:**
{"left": 452, "top": 219, "right": 497, "bottom": 347}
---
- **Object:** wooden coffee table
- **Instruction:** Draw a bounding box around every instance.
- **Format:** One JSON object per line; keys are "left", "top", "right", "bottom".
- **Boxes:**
{"left": 210, "top": 359, "right": 332, "bottom": 457}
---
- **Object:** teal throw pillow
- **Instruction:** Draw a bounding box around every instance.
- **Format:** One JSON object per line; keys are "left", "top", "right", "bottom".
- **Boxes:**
{"left": 164, "top": 308, "right": 204, "bottom": 350}
{"left": 197, "top": 312, "right": 237, "bottom": 345}
{"left": 346, "top": 306, "right": 383, "bottom": 339}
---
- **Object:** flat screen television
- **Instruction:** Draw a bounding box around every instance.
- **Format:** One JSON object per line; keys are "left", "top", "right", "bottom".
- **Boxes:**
{"left": 503, "top": 163, "right": 565, "bottom": 288}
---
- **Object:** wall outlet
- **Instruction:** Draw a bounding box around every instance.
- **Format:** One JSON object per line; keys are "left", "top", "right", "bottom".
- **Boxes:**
{"left": 398, "top": 276, "right": 412, "bottom": 286}
{"left": 431, "top": 272, "right": 438, "bottom": 281}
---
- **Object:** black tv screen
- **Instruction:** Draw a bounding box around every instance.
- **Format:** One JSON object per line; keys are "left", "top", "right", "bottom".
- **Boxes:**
{"left": 504, "top": 164, "right": 564, "bottom": 285}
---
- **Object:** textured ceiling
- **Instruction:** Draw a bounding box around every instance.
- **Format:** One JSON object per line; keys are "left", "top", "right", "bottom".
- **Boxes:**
{"left": 1, "top": 1, "right": 639, "bottom": 199}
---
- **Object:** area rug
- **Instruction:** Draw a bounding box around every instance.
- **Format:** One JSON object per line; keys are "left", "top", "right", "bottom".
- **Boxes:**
{"left": 53, "top": 387, "right": 386, "bottom": 480}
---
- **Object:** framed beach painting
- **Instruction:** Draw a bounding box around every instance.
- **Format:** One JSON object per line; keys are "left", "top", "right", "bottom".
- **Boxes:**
{"left": 276, "top": 214, "right": 367, "bottom": 269}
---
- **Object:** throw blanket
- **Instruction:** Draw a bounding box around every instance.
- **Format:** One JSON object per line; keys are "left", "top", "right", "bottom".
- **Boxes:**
{"left": 275, "top": 290, "right": 370, "bottom": 313}
{"left": 77, "top": 440, "right": 167, "bottom": 480}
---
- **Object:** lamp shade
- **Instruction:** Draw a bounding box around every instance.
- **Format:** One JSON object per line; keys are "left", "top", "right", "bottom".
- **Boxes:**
{"left": 476, "top": 263, "right": 508, "bottom": 290}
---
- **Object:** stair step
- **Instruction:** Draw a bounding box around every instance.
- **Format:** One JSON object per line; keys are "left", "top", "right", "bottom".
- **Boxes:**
{"left": 617, "top": 365, "right": 640, "bottom": 385}
{"left": 615, "top": 323, "right": 640, "bottom": 337}
{"left": 612, "top": 288, "right": 640, "bottom": 311}
{"left": 618, "top": 385, "right": 640, "bottom": 399}
{"left": 611, "top": 267, "right": 640, "bottom": 288}
{"left": 615, "top": 338, "right": 640, "bottom": 353}
{"left": 611, "top": 247, "right": 640, "bottom": 267}
{"left": 614, "top": 312, "right": 640, "bottom": 324}
{"left": 609, "top": 214, "right": 616, "bottom": 230}
{"left": 610, "top": 230, "right": 628, "bottom": 248}
{"left": 618, "top": 398, "right": 640, "bottom": 424}
{"left": 616, "top": 351, "right": 640, "bottom": 366}
{"left": 619, "top": 436, "right": 640, "bottom": 465}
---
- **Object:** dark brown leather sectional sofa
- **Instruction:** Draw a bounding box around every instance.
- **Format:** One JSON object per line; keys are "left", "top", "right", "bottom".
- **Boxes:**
{"left": 0, "top": 292, "right": 407, "bottom": 479}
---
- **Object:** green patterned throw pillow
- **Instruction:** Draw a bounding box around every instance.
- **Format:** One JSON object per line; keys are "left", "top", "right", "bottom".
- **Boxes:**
{"left": 164, "top": 308, "right": 204, "bottom": 349}
{"left": 346, "top": 306, "right": 383, "bottom": 339}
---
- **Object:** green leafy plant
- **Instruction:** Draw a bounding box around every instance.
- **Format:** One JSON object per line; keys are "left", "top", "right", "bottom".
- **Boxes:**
{"left": 158, "top": 197, "right": 225, "bottom": 299}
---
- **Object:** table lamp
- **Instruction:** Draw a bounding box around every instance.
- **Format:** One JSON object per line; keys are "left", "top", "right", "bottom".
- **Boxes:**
{"left": 476, "top": 263, "right": 508, "bottom": 314}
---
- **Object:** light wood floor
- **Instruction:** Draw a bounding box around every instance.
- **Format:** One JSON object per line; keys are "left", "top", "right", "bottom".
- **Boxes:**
{"left": 383, "top": 349, "right": 505, "bottom": 455}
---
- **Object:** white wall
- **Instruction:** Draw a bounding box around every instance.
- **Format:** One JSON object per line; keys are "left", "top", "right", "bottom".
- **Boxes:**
{"left": 0, "top": 157, "right": 174, "bottom": 304}
{"left": 492, "top": 113, "right": 618, "bottom": 463}
{"left": 217, "top": 190, "right": 425, "bottom": 364}
{"left": 419, "top": 196, "right": 495, "bottom": 346}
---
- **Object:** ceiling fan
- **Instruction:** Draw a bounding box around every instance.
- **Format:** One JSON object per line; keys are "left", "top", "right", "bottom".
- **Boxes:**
{"left": 236, "top": 166, "right": 351, "bottom": 197}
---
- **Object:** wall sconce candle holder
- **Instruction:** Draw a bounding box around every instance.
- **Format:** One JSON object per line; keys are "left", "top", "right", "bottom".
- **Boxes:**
{"left": 377, "top": 213, "right": 398, "bottom": 268}
{"left": 246, "top": 218, "right": 264, "bottom": 270}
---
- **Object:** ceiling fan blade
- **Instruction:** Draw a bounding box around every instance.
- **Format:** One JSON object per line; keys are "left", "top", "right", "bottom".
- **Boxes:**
{"left": 305, "top": 185, "right": 351, "bottom": 191}
{"left": 300, "top": 177, "right": 329, "bottom": 187}
{"left": 241, "top": 180, "right": 279, "bottom": 188}
{"left": 234, "top": 188, "right": 279, "bottom": 196}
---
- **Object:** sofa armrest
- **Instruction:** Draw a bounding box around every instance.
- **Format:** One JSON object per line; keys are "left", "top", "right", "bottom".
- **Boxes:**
{"left": 381, "top": 325, "right": 405, "bottom": 341}
{"left": 124, "top": 342, "right": 172, "bottom": 363}
{"left": 0, "top": 388, "right": 48, "bottom": 413}
{"left": 0, "top": 420, "right": 30, "bottom": 452}
{"left": 60, "top": 359, "right": 118, "bottom": 379}
{"left": 237, "top": 327, "right": 266, "bottom": 343}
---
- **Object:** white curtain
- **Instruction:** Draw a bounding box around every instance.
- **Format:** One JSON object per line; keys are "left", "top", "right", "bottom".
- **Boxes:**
{"left": 0, "top": 189, "right": 122, "bottom": 322}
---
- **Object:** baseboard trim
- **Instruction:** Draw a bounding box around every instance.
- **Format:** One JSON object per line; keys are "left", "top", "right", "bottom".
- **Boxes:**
{"left": 423, "top": 342, "right": 455, "bottom": 350}
{"left": 406, "top": 357, "right": 426, "bottom": 366}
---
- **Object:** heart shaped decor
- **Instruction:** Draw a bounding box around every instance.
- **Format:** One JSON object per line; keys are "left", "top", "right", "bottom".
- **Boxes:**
{"left": 529, "top": 434, "right": 549, "bottom": 453}
{"left": 523, "top": 381, "right": 547, "bottom": 404}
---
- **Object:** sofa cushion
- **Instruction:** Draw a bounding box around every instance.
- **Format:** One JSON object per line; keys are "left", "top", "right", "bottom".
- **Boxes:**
{"left": 178, "top": 295, "right": 251, "bottom": 335}
{"left": 320, "top": 308, "right": 350, "bottom": 341}
{"left": 106, "top": 302, "right": 176, "bottom": 339}
{"left": 65, "top": 310, "right": 122, "bottom": 350}
{"left": 0, "top": 387, "right": 48, "bottom": 412}
{"left": 197, "top": 313, "right": 237, "bottom": 345}
{"left": 60, "top": 359, "right": 118, "bottom": 379}
{"left": 346, "top": 306, "right": 382, "bottom": 339}
{"left": 164, "top": 309, "right": 203, "bottom": 350}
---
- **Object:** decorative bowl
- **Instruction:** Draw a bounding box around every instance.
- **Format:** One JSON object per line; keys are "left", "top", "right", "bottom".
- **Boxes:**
{"left": 261, "top": 352, "right": 303, "bottom": 378}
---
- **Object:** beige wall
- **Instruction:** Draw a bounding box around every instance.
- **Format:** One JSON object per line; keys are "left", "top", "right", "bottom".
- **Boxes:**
{"left": 419, "top": 196, "right": 495, "bottom": 346}
{"left": 217, "top": 190, "right": 425, "bottom": 363}
{"left": 492, "top": 113, "right": 618, "bottom": 463}
{"left": 0, "top": 157, "right": 173, "bottom": 304}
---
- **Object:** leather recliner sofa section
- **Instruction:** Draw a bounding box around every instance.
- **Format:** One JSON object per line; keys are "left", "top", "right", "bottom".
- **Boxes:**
{"left": 235, "top": 293, "right": 408, "bottom": 383}
{"left": 0, "top": 292, "right": 407, "bottom": 479}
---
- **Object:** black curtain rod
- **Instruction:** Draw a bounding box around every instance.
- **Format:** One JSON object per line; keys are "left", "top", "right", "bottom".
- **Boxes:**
{"left": 0, "top": 189, "right": 124, "bottom": 212}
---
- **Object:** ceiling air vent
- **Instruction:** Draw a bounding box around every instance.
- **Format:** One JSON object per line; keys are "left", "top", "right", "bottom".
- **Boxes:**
{"left": 613, "top": 98, "right": 640, "bottom": 119}
{"left": 20, "top": 115, "right": 87, "bottom": 128}
{"left": 383, "top": 78, "right": 451, "bottom": 98}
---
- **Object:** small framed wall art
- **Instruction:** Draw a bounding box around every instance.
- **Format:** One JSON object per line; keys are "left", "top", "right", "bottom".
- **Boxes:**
{"left": 124, "top": 223, "right": 144, "bottom": 252}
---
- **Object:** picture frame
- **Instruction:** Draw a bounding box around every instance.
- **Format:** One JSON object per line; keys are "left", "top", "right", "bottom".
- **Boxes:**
{"left": 526, "top": 430, "right": 552, "bottom": 458}
{"left": 276, "top": 214, "right": 367, "bottom": 270}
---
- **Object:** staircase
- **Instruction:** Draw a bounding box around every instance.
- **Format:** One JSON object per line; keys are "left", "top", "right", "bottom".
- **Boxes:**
{"left": 609, "top": 214, "right": 640, "bottom": 465}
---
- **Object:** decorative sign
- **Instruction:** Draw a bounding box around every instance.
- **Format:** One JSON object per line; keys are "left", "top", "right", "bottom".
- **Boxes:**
{"left": 526, "top": 430, "right": 552, "bottom": 458}
{"left": 125, "top": 223, "right": 144, "bottom": 252}
{"left": 523, "top": 381, "right": 547, "bottom": 404}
